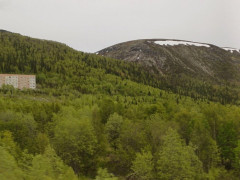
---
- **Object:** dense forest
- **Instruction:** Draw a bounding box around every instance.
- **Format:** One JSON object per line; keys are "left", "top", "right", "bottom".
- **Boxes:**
{"left": 1, "top": 30, "right": 240, "bottom": 179}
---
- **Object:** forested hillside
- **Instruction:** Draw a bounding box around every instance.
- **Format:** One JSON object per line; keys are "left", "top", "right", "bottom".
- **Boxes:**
{"left": 0, "top": 30, "right": 161, "bottom": 97}
{"left": 1, "top": 30, "right": 240, "bottom": 179}
{"left": 1, "top": 30, "right": 240, "bottom": 104}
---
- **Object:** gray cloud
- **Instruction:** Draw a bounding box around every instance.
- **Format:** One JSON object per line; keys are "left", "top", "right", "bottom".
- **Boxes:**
{"left": 0, "top": 0, "right": 239, "bottom": 52}
{"left": 0, "top": 0, "right": 11, "bottom": 9}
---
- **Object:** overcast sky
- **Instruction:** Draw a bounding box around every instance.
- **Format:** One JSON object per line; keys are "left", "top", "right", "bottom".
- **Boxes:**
{"left": 0, "top": 0, "right": 239, "bottom": 52}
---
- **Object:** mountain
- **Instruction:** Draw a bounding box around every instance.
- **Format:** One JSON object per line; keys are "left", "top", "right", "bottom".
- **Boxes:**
{"left": 0, "top": 30, "right": 239, "bottom": 103}
{"left": 97, "top": 39, "right": 240, "bottom": 83}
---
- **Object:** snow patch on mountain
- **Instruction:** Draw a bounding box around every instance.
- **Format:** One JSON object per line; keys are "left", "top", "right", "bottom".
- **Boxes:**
{"left": 222, "top": 47, "right": 240, "bottom": 53}
{"left": 153, "top": 40, "right": 210, "bottom": 47}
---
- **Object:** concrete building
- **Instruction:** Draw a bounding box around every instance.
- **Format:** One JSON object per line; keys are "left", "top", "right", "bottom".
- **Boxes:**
{"left": 0, "top": 74, "right": 36, "bottom": 89}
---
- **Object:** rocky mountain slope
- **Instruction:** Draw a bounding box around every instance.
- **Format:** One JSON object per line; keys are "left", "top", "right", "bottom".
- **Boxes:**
{"left": 97, "top": 39, "right": 240, "bottom": 83}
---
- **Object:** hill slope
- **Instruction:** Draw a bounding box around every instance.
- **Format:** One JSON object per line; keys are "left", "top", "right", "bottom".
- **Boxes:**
{"left": 98, "top": 39, "right": 240, "bottom": 83}
{"left": 0, "top": 30, "right": 159, "bottom": 97}
{"left": 0, "top": 30, "right": 239, "bottom": 104}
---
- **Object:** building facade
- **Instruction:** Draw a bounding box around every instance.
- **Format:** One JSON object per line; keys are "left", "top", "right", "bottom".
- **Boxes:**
{"left": 0, "top": 74, "right": 36, "bottom": 89}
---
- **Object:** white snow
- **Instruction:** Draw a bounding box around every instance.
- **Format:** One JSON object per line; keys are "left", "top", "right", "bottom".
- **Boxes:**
{"left": 222, "top": 47, "right": 240, "bottom": 53}
{"left": 153, "top": 40, "right": 210, "bottom": 47}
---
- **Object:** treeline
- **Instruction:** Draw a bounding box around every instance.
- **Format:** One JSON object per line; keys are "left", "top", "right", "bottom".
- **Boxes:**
{"left": 0, "top": 31, "right": 239, "bottom": 104}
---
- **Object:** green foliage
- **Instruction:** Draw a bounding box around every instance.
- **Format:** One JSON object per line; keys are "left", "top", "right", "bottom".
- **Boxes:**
{"left": 0, "top": 130, "right": 19, "bottom": 159}
{"left": 106, "top": 113, "right": 123, "bottom": 149}
{"left": 29, "top": 146, "right": 77, "bottom": 180}
{"left": 99, "top": 99, "right": 115, "bottom": 123}
{"left": 52, "top": 107, "right": 98, "bottom": 176}
{"left": 35, "top": 133, "right": 49, "bottom": 154}
{"left": 0, "top": 146, "right": 24, "bottom": 180}
{"left": 157, "top": 128, "right": 204, "bottom": 180}
{"left": 217, "top": 121, "right": 238, "bottom": 169}
{"left": 233, "top": 141, "right": 240, "bottom": 175}
{"left": 131, "top": 149, "right": 154, "bottom": 180}
{"left": 0, "top": 111, "right": 38, "bottom": 153}
{"left": 95, "top": 168, "right": 118, "bottom": 180}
